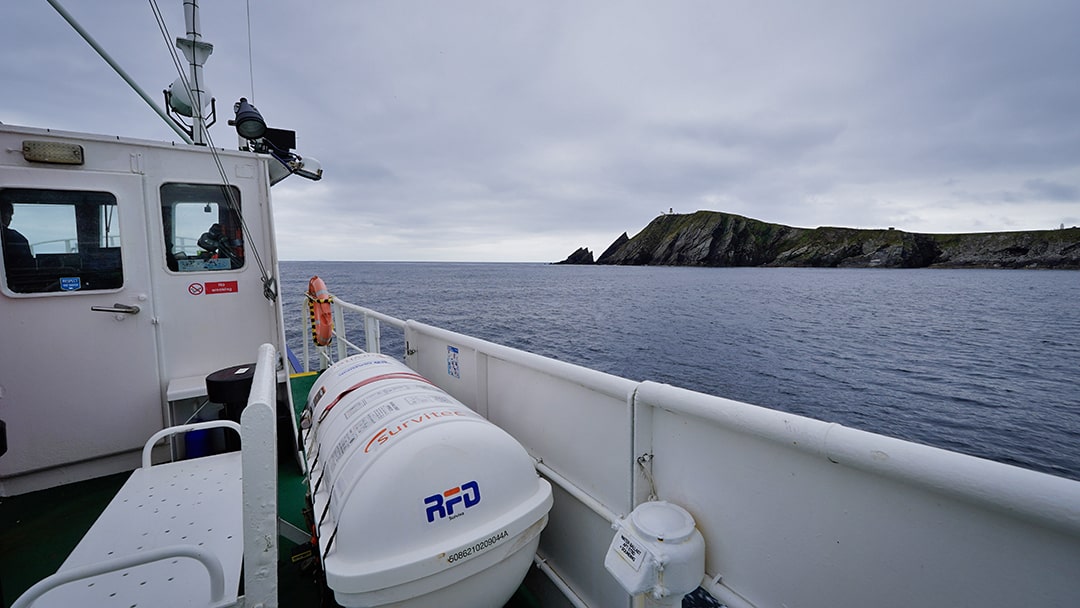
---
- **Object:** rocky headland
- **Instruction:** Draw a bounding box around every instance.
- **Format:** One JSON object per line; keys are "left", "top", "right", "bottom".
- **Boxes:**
{"left": 554, "top": 246, "right": 595, "bottom": 265}
{"left": 557, "top": 211, "right": 1080, "bottom": 269}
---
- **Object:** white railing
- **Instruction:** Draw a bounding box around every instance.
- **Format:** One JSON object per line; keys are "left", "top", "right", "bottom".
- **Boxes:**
{"left": 302, "top": 294, "right": 1080, "bottom": 608}
{"left": 297, "top": 296, "right": 406, "bottom": 372}
{"left": 29, "top": 236, "right": 123, "bottom": 255}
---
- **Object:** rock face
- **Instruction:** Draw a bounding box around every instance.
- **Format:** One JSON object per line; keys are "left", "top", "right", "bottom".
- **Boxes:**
{"left": 597, "top": 232, "right": 629, "bottom": 261}
{"left": 555, "top": 246, "right": 595, "bottom": 264}
{"left": 586, "top": 211, "right": 1080, "bottom": 269}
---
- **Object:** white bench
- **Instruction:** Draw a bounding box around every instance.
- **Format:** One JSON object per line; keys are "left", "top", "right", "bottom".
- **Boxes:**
{"left": 14, "top": 344, "right": 280, "bottom": 608}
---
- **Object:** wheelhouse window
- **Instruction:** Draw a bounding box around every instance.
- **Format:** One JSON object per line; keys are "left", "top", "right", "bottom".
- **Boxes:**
{"left": 1, "top": 189, "right": 123, "bottom": 294}
{"left": 160, "top": 183, "right": 244, "bottom": 272}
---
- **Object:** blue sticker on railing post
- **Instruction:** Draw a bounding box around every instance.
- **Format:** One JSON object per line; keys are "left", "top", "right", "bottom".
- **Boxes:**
{"left": 447, "top": 345, "right": 460, "bottom": 379}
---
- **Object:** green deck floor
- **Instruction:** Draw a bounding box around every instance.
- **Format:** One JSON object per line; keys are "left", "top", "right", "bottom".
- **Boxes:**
{"left": 282, "top": 371, "right": 318, "bottom": 533}
{"left": 0, "top": 471, "right": 129, "bottom": 607}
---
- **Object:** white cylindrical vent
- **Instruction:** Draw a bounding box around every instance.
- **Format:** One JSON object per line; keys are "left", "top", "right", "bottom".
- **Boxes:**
{"left": 605, "top": 500, "right": 706, "bottom": 606}
{"left": 304, "top": 353, "right": 552, "bottom": 608}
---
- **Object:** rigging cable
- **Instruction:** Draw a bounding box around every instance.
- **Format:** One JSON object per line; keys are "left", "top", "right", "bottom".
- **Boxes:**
{"left": 43, "top": 0, "right": 192, "bottom": 144}
{"left": 148, "top": 0, "right": 278, "bottom": 302}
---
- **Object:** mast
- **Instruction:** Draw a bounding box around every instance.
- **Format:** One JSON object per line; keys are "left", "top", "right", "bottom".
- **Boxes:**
{"left": 175, "top": 0, "right": 214, "bottom": 145}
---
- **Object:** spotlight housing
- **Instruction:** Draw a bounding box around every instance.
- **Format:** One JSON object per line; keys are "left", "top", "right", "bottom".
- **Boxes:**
{"left": 230, "top": 97, "right": 266, "bottom": 140}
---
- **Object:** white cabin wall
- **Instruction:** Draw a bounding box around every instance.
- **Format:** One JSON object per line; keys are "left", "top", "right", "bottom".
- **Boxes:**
{"left": 0, "top": 126, "right": 286, "bottom": 492}
{"left": 0, "top": 129, "right": 165, "bottom": 491}
{"left": 137, "top": 149, "right": 284, "bottom": 389}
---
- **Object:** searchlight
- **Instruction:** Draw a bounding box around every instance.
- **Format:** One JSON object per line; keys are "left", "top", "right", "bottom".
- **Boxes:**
{"left": 230, "top": 98, "right": 267, "bottom": 140}
{"left": 229, "top": 97, "right": 322, "bottom": 183}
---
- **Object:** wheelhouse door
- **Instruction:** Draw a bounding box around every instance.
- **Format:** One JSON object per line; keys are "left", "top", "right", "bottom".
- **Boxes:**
{"left": 0, "top": 167, "right": 162, "bottom": 491}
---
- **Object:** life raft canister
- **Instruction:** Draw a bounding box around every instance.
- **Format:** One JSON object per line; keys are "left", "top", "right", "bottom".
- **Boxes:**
{"left": 307, "top": 276, "right": 334, "bottom": 346}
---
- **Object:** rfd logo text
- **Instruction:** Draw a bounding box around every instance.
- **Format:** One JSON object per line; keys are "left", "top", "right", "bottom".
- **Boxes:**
{"left": 424, "top": 480, "right": 481, "bottom": 522}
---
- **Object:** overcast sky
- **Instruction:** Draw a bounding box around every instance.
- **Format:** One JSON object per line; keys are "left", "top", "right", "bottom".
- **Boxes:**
{"left": 3, "top": 0, "right": 1079, "bottom": 261}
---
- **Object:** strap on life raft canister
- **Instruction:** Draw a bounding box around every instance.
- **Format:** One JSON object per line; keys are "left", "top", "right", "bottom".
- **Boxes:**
{"left": 306, "top": 276, "right": 334, "bottom": 346}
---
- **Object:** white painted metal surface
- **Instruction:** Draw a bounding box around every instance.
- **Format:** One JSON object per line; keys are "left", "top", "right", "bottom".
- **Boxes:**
{"left": 404, "top": 320, "right": 638, "bottom": 608}
{"left": 327, "top": 297, "right": 1080, "bottom": 608}
{"left": 0, "top": 124, "right": 288, "bottom": 495}
{"left": 12, "top": 545, "right": 230, "bottom": 608}
{"left": 142, "top": 147, "right": 283, "bottom": 384}
{"left": 240, "top": 343, "right": 280, "bottom": 608}
{"left": 27, "top": 447, "right": 243, "bottom": 606}
{"left": 13, "top": 343, "right": 281, "bottom": 608}
{"left": 0, "top": 147, "right": 162, "bottom": 492}
{"left": 604, "top": 501, "right": 705, "bottom": 605}
{"left": 636, "top": 380, "right": 1080, "bottom": 608}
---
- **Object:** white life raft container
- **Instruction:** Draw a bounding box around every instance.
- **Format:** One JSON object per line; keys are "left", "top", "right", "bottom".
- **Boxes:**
{"left": 304, "top": 353, "right": 553, "bottom": 608}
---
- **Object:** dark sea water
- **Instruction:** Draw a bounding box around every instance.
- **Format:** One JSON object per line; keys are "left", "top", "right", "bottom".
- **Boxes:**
{"left": 280, "top": 262, "right": 1080, "bottom": 482}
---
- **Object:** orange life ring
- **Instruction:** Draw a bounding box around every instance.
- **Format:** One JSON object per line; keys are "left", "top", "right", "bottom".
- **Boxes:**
{"left": 306, "top": 276, "right": 334, "bottom": 346}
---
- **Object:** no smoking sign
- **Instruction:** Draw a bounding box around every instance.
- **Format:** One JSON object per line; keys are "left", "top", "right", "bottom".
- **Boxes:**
{"left": 188, "top": 281, "right": 238, "bottom": 296}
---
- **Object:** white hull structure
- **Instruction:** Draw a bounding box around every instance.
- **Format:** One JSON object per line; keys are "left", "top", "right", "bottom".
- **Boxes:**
{"left": 317, "top": 304, "right": 1080, "bottom": 608}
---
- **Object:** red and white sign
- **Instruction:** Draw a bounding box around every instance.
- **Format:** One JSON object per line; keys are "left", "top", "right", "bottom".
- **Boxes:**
{"left": 188, "top": 282, "right": 204, "bottom": 296}
{"left": 205, "top": 281, "right": 239, "bottom": 295}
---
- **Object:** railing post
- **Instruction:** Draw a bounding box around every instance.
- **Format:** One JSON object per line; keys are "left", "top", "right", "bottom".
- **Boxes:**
{"left": 301, "top": 302, "right": 311, "bottom": 373}
{"left": 364, "top": 314, "right": 381, "bottom": 354}
{"left": 241, "top": 343, "right": 278, "bottom": 607}
{"left": 334, "top": 300, "right": 348, "bottom": 362}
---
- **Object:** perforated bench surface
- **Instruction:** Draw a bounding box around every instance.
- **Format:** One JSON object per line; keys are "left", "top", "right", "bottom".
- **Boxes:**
{"left": 34, "top": 452, "right": 243, "bottom": 607}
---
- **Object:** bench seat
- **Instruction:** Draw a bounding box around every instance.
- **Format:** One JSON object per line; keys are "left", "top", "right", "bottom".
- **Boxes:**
{"left": 15, "top": 423, "right": 243, "bottom": 608}
{"left": 14, "top": 343, "right": 280, "bottom": 608}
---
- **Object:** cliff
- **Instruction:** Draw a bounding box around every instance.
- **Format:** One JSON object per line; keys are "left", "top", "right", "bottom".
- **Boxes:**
{"left": 567, "top": 211, "right": 1079, "bottom": 269}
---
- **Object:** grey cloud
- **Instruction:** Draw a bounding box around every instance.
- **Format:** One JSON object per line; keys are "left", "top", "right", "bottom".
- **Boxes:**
{"left": 5, "top": 0, "right": 1080, "bottom": 260}
{"left": 1022, "top": 179, "right": 1079, "bottom": 202}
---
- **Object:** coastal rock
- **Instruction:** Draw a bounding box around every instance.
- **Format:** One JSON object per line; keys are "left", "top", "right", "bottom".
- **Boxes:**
{"left": 596, "top": 232, "right": 630, "bottom": 264}
{"left": 555, "top": 247, "right": 595, "bottom": 265}
{"left": 592, "top": 210, "right": 1080, "bottom": 269}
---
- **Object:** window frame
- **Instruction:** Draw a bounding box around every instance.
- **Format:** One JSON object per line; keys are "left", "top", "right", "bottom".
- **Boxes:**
{"left": 159, "top": 183, "right": 245, "bottom": 274}
{"left": 1, "top": 188, "right": 124, "bottom": 296}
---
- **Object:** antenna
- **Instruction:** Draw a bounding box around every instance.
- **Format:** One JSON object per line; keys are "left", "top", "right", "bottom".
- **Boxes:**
{"left": 174, "top": 0, "right": 214, "bottom": 145}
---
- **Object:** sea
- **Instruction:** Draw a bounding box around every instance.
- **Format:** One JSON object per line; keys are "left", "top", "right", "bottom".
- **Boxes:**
{"left": 280, "top": 261, "right": 1080, "bottom": 483}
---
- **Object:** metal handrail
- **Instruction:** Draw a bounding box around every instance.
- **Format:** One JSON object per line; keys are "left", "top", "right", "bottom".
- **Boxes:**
{"left": 11, "top": 546, "right": 228, "bottom": 608}
{"left": 299, "top": 293, "right": 407, "bottom": 372}
{"left": 141, "top": 419, "right": 241, "bottom": 468}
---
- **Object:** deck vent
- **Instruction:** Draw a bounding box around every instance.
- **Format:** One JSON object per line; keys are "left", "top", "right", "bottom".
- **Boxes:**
{"left": 22, "top": 140, "right": 84, "bottom": 165}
